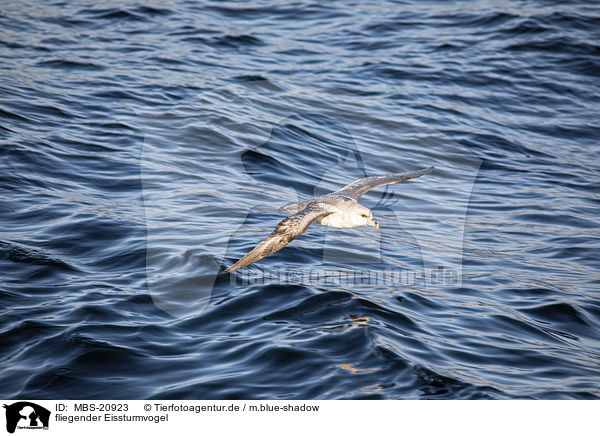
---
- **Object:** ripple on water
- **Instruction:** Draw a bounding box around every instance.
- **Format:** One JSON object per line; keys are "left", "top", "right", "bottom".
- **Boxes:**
{"left": 0, "top": 0, "right": 599, "bottom": 400}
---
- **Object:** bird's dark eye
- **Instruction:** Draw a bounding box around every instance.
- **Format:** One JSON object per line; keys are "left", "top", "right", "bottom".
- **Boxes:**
{"left": 361, "top": 214, "right": 368, "bottom": 218}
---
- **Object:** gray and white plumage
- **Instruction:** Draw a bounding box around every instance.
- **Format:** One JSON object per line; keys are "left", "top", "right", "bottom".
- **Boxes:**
{"left": 223, "top": 166, "right": 434, "bottom": 273}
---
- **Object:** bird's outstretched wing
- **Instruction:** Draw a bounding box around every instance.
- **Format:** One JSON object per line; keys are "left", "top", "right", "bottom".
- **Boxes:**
{"left": 223, "top": 204, "right": 334, "bottom": 273}
{"left": 332, "top": 166, "right": 434, "bottom": 200}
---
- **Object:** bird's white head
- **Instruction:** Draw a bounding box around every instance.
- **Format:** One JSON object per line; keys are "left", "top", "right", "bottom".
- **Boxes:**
{"left": 352, "top": 205, "right": 380, "bottom": 229}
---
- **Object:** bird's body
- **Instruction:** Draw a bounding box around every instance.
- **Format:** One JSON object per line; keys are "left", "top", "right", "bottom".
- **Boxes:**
{"left": 223, "top": 166, "right": 434, "bottom": 273}
{"left": 283, "top": 196, "right": 371, "bottom": 228}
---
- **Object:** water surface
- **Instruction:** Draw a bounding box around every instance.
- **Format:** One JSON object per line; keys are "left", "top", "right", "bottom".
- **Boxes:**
{"left": 1, "top": 0, "right": 599, "bottom": 399}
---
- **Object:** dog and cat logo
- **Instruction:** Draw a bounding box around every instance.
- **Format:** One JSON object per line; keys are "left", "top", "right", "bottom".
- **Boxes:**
{"left": 3, "top": 402, "right": 50, "bottom": 433}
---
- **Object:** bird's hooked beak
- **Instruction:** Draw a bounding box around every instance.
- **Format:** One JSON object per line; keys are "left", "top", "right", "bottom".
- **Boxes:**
{"left": 370, "top": 217, "right": 380, "bottom": 229}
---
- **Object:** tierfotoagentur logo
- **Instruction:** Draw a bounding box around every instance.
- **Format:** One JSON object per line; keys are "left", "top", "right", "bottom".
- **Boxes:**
{"left": 3, "top": 402, "right": 50, "bottom": 434}
{"left": 228, "top": 265, "right": 458, "bottom": 287}
{"left": 135, "top": 79, "right": 481, "bottom": 317}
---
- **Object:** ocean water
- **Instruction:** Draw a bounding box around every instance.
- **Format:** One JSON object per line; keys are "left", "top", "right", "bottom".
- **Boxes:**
{"left": 1, "top": 0, "right": 599, "bottom": 399}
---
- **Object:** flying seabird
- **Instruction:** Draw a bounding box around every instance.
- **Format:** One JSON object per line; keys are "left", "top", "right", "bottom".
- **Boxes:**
{"left": 223, "top": 166, "right": 434, "bottom": 273}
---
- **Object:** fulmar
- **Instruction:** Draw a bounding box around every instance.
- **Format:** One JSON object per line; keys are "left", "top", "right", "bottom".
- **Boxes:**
{"left": 223, "top": 166, "right": 434, "bottom": 273}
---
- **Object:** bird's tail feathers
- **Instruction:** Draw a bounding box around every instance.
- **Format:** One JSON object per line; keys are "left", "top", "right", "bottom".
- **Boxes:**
{"left": 278, "top": 200, "right": 312, "bottom": 214}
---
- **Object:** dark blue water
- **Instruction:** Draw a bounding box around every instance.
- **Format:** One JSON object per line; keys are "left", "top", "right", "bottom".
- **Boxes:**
{"left": 1, "top": 0, "right": 599, "bottom": 399}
